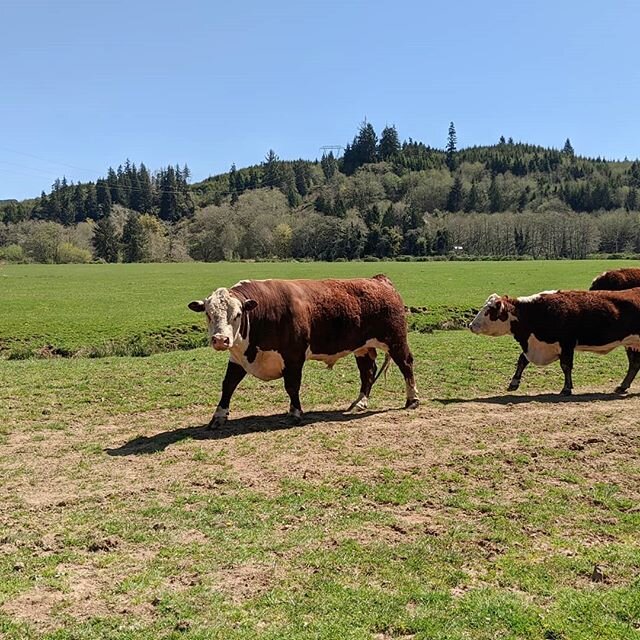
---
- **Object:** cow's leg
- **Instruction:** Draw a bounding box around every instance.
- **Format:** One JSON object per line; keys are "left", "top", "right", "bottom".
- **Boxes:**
{"left": 283, "top": 359, "right": 304, "bottom": 424}
{"left": 559, "top": 346, "right": 575, "bottom": 396}
{"left": 347, "top": 349, "right": 377, "bottom": 412}
{"left": 508, "top": 352, "right": 530, "bottom": 391}
{"left": 388, "top": 343, "right": 419, "bottom": 409}
{"left": 209, "top": 361, "right": 246, "bottom": 428}
{"left": 615, "top": 348, "right": 640, "bottom": 394}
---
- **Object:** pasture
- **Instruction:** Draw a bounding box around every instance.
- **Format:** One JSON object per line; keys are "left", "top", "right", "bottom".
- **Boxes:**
{"left": 0, "top": 261, "right": 639, "bottom": 639}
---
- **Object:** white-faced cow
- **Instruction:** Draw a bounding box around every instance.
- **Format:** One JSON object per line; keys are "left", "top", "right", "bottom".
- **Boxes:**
{"left": 505, "top": 267, "right": 640, "bottom": 393}
{"left": 188, "top": 275, "right": 419, "bottom": 427}
{"left": 469, "top": 288, "right": 640, "bottom": 395}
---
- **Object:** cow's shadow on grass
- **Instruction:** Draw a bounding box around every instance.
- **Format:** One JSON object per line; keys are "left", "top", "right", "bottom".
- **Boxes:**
{"left": 105, "top": 409, "right": 390, "bottom": 456}
{"left": 436, "top": 391, "right": 638, "bottom": 406}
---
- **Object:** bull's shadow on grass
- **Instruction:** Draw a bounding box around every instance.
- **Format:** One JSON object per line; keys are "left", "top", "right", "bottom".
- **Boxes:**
{"left": 436, "top": 391, "right": 638, "bottom": 406}
{"left": 105, "top": 409, "right": 389, "bottom": 456}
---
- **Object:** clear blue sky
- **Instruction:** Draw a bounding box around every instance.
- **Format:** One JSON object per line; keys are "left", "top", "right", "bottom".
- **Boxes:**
{"left": 1, "top": 0, "right": 639, "bottom": 200}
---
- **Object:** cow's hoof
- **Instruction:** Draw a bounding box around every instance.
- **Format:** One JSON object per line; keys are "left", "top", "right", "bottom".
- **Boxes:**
{"left": 614, "top": 385, "right": 628, "bottom": 395}
{"left": 404, "top": 398, "right": 419, "bottom": 409}
{"left": 507, "top": 381, "right": 520, "bottom": 391}
{"left": 208, "top": 416, "right": 226, "bottom": 429}
{"left": 560, "top": 388, "right": 572, "bottom": 396}
{"left": 346, "top": 400, "right": 368, "bottom": 413}
{"left": 286, "top": 411, "right": 303, "bottom": 425}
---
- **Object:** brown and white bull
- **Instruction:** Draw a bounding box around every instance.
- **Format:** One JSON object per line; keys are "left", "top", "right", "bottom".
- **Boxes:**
{"left": 469, "top": 288, "right": 640, "bottom": 395}
{"left": 188, "top": 275, "right": 419, "bottom": 427}
{"left": 505, "top": 267, "right": 640, "bottom": 393}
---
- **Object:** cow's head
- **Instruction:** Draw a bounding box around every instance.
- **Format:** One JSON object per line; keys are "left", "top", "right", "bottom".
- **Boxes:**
{"left": 469, "top": 293, "right": 514, "bottom": 336}
{"left": 188, "top": 288, "right": 257, "bottom": 351}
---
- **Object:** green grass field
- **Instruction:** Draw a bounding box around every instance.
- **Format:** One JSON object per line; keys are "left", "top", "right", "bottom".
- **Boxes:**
{"left": 0, "top": 259, "right": 638, "bottom": 358}
{"left": 1, "top": 261, "right": 639, "bottom": 639}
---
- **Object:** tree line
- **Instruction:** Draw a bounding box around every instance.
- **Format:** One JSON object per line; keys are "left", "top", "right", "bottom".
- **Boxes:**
{"left": 2, "top": 121, "right": 640, "bottom": 263}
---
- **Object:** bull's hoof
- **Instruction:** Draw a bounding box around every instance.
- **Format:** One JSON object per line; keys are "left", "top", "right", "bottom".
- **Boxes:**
{"left": 286, "top": 412, "right": 303, "bottom": 425}
{"left": 404, "top": 398, "right": 419, "bottom": 410}
{"left": 560, "top": 388, "right": 572, "bottom": 396}
{"left": 207, "top": 416, "right": 227, "bottom": 429}
{"left": 614, "top": 385, "right": 629, "bottom": 395}
{"left": 346, "top": 400, "right": 368, "bottom": 413}
{"left": 507, "top": 380, "right": 520, "bottom": 391}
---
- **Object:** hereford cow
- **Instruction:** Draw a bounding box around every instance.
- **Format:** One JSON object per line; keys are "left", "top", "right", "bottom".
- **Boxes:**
{"left": 188, "top": 275, "right": 419, "bottom": 427}
{"left": 506, "top": 267, "right": 640, "bottom": 393}
{"left": 469, "top": 288, "right": 640, "bottom": 395}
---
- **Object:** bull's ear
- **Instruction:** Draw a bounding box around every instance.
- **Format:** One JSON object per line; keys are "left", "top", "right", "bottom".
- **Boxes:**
{"left": 188, "top": 300, "right": 206, "bottom": 312}
{"left": 243, "top": 299, "right": 258, "bottom": 312}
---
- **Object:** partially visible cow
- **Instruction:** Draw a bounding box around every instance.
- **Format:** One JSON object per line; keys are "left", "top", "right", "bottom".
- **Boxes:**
{"left": 469, "top": 288, "right": 640, "bottom": 395}
{"left": 506, "top": 267, "right": 640, "bottom": 393}
{"left": 188, "top": 275, "right": 419, "bottom": 427}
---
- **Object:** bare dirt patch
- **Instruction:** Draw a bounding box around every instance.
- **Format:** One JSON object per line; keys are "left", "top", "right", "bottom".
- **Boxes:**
{"left": 1, "top": 390, "right": 639, "bottom": 630}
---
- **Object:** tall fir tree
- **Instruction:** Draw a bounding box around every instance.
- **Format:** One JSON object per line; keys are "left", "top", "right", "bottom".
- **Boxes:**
{"left": 563, "top": 138, "right": 575, "bottom": 156}
{"left": 262, "top": 150, "right": 282, "bottom": 188}
{"left": 122, "top": 213, "right": 145, "bottom": 262}
{"left": 446, "top": 122, "right": 457, "bottom": 171}
{"left": 378, "top": 125, "right": 401, "bottom": 160}
{"left": 92, "top": 216, "right": 119, "bottom": 262}
{"left": 446, "top": 176, "right": 464, "bottom": 212}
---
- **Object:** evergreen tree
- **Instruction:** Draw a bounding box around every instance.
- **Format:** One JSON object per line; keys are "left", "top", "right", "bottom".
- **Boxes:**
{"left": 446, "top": 122, "right": 457, "bottom": 170}
{"left": 262, "top": 149, "right": 282, "bottom": 188}
{"left": 84, "top": 183, "right": 99, "bottom": 220}
{"left": 122, "top": 213, "right": 145, "bottom": 262}
{"left": 378, "top": 125, "right": 401, "bottom": 160}
{"left": 229, "top": 163, "right": 239, "bottom": 204}
{"left": 563, "top": 138, "right": 575, "bottom": 156}
{"left": 96, "top": 179, "right": 112, "bottom": 216}
{"left": 446, "top": 176, "right": 464, "bottom": 212}
{"left": 625, "top": 187, "right": 638, "bottom": 211}
{"left": 488, "top": 175, "right": 504, "bottom": 212}
{"left": 342, "top": 121, "right": 378, "bottom": 175}
{"left": 93, "top": 216, "right": 119, "bottom": 262}
{"left": 321, "top": 152, "right": 338, "bottom": 179}
{"left": 464, "top": 180, "right": 481, "bottom": 212}
{"left": 137, "top": 163, "right": 153, "bottom": 212}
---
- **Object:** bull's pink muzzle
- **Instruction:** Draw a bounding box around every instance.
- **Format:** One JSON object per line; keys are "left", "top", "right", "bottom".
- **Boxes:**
{"left": 211, "top": 335, "right": 231, "bottom": 350}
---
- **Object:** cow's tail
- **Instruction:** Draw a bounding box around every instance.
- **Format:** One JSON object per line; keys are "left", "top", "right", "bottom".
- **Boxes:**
{"left": 372, "top": 353, "right": 392, "bottom": 386}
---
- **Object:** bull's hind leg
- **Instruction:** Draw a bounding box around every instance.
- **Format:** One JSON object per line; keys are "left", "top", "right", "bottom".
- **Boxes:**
{"left": 559, "top": 346, "right": 575, "bottom": 396}
{"left": 283, "top": 359, "right": 304, "bottom": 424}
{"left": 389, "top": 343, "right": 419, "bottom": 409}
{"left": 508, "top": 352, "right": 530, "bottom": 391}
{"left": 347, "top": 349, "right": 377, "bottom": 412}
{"left": 615, "top": 348, "right": 640, "bottom": 394}
{"left": 210, "top": 361, "right": 246, "bottom": 428}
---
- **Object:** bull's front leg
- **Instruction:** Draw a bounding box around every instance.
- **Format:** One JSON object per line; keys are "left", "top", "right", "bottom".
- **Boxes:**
{"left": 209, "top": 361, "right": 246, "bottom": 429}
{"left": 615, "top": 348, "right": 640, "bottom": 394}
{"left": 508, "top": 352, "right": 529, "bottom": 391}
{"left": 559, "top": 346, "right": 575, "bottom": 396}
{"left": 283, "top": 359, "right": 304, "bottom": 424}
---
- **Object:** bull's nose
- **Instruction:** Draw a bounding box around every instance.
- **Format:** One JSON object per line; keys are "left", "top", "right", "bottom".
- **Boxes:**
{"left": 211, "top": 335, "right": 231, "bottom": 350}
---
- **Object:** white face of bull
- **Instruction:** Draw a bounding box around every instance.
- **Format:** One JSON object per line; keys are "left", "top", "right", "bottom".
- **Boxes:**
{"left": 469, "top": 293, "right": 514, "bottom": 337}
{"left": 188, "top": 288, "right": 257, "bottom": 351}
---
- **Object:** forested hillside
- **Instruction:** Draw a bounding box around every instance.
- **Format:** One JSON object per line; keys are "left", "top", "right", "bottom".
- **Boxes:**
{"left": 2, "top": 122, "right": 640, "bottom": 263}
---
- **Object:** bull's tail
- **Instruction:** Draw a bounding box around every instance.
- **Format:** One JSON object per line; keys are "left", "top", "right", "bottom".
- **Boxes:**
{"left": 372, "top": 352, "right": 392, "bottom": 387}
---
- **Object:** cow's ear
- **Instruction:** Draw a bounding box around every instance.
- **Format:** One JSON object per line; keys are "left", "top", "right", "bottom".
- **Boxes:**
{"left": 188, "top": 300, "right": 205, "bottom": 312}
{"left": 243, "top": 299, "right": 258, "bottom": 312}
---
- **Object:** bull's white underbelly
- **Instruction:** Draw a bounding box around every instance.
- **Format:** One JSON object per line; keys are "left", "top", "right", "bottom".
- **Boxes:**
{"left": 306, "top": 339, "right": 388, "bottom": 368}
{"left": 576, "top": 334, "right": 640, "bottom": 354}
{"left": 230, "top": 348, "right": 285, "bottom": 381}
{"left": 525, "top": 335, "right": 561, "bottom": 365}
{"left": 526, "top": 333, "right": 640, "bottom": 366}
